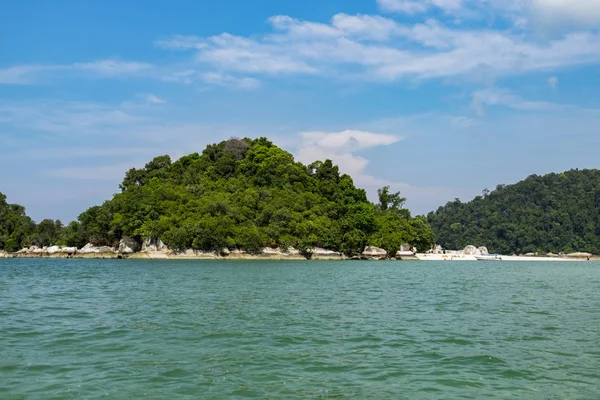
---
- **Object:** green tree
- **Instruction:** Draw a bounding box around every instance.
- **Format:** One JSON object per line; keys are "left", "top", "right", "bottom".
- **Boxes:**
{"left": 0, "top": 192, "right": 37, "bottom": 251}
{"left": 377, "top": 186, "right": 407, "bottom": 212}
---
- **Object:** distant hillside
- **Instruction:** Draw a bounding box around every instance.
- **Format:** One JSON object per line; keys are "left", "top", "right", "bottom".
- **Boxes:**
{"left": 427, "top": 169, "right": 600, "bottom": 254}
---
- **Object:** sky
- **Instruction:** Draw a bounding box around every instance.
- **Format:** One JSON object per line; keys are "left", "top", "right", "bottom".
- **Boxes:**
{"left": 1, "top": 0, "right": 600, "bottom": 223}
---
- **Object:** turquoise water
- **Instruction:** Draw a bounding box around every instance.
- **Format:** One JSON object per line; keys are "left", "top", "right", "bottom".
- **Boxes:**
{"left": 1, "top": 259, "right": 600, "bottom": 399}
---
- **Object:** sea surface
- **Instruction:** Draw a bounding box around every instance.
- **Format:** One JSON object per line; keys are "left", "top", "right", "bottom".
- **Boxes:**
{"left": 1, "top": 259, "right": 600, "bottom": 399}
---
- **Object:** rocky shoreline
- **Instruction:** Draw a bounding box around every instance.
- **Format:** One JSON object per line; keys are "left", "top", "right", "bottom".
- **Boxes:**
{"left": 3, "top": 238, "right": 417, "bottom": 261}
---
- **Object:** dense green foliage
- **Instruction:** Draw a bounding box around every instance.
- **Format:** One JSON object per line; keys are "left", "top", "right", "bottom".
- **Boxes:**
{"left": 69, "top": 138, "right": 434, "bottom": 255}
{"left": 428, "top": 169, "right": 600, "bottom": 254}
{"left": 0, "top": 193, "right": 79, "bottom": 251}
{"left": 0, "top": 193, "right": 36, "bottom": 252}
{"left": 1, "top": 138, "right": 435, "bottom": 254}
{"left": 0, "top": 193, "right": 70, "bottom": 251}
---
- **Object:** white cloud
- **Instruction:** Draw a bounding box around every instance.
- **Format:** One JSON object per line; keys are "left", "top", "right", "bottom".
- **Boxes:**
{"left": 161, "top": 69, "right": 198, "bottom": 84}
{"left": 299, "top": 129, "right": 399, "bottom": 150}
{"left": 9, "top": 147, "right": 165, "bottom": 161}
{"left": 0, "top": 65, "right": 54, "bottom": 84}
{"left": 331, "top": 13, "right": 406, "bottom": 41}
{"left": 72, "top": 60, "right": 152, "bottom": 76}
{"left": 379, "top": 0, "right": 600, "bottom": 28}
{"left": 0, "top": 98, "right": 264, "bottom": 157}
{"left": 295, "top": 130, "right": 401, "bottom": 187}
{"left": 377, "top": 0, "right": 430, "bottom": 14}
{"left": 155, "top": 35, "right": 207, "bottom": 50}
{"left": 156, "top": 11, "right": 600, "bottom": 84}
{"left": 201, "top": 72, "right": 261, "bottom": 89}
{"left": 43, "top": 163, "right": 138, "bottom": 181}
{"left": 450, "top": 115, "right": 478, "bottom": 129}
{"left": 548, "top": 76, "right": 559, "bottom": 89}
{"left": 531, "top": 0, "right": 600, "bottom": 26}
{"left": 292, "top": 127, "right": 484, "bottom": 215}
{"left": 196, "top": 33, "right": 317, "bottom": 74}
{"left": 0, "top": 60, "right": 153, "bottom": 85}
{"left": 377, "top": 0, "right": 465, "bottom": 14}
{"left": 143, "top": 93, "right": 166, "bottom": 104}
{"left": 269, "top": 15, "right": 341, "bottom": 39}
{"left": 471, "top": 87, "right": 566, "bottom": 115}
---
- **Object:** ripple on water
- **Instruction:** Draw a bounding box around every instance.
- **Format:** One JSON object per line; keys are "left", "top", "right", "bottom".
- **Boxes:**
{"left": 2, "top": 258, "right": 600, "bottom": 399}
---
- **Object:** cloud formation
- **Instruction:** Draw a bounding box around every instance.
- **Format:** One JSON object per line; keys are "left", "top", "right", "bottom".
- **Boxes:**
{"left": 532, "top": 0, "right": 600, "bottom": 26}
{"left": 378, "top": 0, "right": 600, "bottom": 27}
{"left": 295, "top": 130, "right": 401, "bottom": 187}
{"left": 0, "top": 60, "right": 153, "bottom": 85}
{"left": 156, "top": 10, "right": 600, "bottom": 84}
{"left": 548, "top": 76, "right": 559, "bottom": 89}
{"left": 471, "top": 87, "right": 566, "bottom": 115}
{"left": 377, "top": 0, "right": 463, "bottom": 14}
{"left": 4, "top": 3, "right": 600, "bottom": 88}
{"left": 201, "top": 72, "right": 261, "bottom": 89}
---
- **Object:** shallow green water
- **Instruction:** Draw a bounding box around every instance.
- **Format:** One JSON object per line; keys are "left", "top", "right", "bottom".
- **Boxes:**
{"left": 1, "top": 259, "right": 600, "bottom": 399}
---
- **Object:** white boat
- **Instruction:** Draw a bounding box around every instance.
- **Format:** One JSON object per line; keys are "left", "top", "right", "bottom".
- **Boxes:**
{"left": 475, "top": 255, "right": 504, "bottom": 261}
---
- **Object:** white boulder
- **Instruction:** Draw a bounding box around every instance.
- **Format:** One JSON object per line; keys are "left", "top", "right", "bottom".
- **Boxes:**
{"left": 363, "top": 246, "right": 387, "bottom": 258}
{"left": 261, "top": 247, "right": 284, "bottom": 255}
{"left": 32, "top": 247, "right": 45, "bottom": 254}
{"left": 142, "top": 237, "right": 169, "bottom": 252}
{"left": 260, "top": 247, "right": 302, "bottom": 257}
{"left": 79, "top": 243, "right": 116, "bottom": 254}
{"left": 79, "top": 243, "right": 100, "bottom": 253}
{"left": 46, "top": 246, "right": 61, "bottom": 254}
{"left": 463, "top": 245, "right": 477, "bottom": 255}
{"left": 119, "top": 237, "right": 141, "bottom": 254}
{"left": 47, "top": 246, "right": 77, "bottom": 254}
{"left": 310, "top": 247, "right": 339, "bottom": 256}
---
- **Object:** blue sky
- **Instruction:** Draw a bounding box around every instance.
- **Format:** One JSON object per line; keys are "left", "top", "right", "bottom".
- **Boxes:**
{"left": 2, "top": 0, "right": 600, "bottom": 223}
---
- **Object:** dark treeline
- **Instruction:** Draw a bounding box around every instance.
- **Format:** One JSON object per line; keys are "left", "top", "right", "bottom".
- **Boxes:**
{"left": 428, "top": 169, "right": 600, "bottom": 255}
{"left": 0, "top": 192, "right": 81, "bottom": 252}
{"left": 1, "top": 138, "right": 435, "bottom": 255}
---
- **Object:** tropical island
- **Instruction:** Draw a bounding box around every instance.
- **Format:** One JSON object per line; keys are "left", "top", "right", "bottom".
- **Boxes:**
{"left": 427, "top": 169, "right": 600, "bottom": 256}
{"left": 1, "top": 138, "right": 600, "bottom": 261}
{"left": 1, "top": 138, "right": 433, "bottom": 260}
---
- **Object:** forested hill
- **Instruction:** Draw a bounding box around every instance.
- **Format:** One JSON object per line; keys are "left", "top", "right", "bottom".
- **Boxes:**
{"left": 3, "top": 137, "right": 433, "bottom": 255}
{"left": 427, "top": 169, "right": 600, "bottom": 254}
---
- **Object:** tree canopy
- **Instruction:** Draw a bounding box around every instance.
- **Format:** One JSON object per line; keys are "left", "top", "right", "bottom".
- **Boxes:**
{"left": 427, "top": 169, "right": 600, "bottom": 254}
{"left": 70, "top": 137, "right": 435, "bottom": 255}
{"left": 0, "top": 193, "right": 70, "bottom": 251}
{"left": 0, "top": 192, "right": 36, "bottom": 252}
{"left": 1, "top": 138, "right": 435, "bottom": 255}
